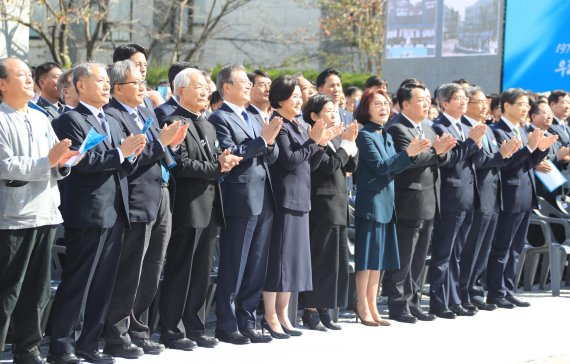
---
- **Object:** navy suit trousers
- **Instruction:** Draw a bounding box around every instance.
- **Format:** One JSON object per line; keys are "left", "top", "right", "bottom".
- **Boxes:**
{"left": 429, "top": 211, "right": 473, "bottom": 312}
{"left": 459, "top": 210, "right": 499, "bottom": 303}
{"left": 215, "top": 184, "right": 274, "bottom": 333}
{"left": 486, "top": 211, "right": 530, "bottom": 300}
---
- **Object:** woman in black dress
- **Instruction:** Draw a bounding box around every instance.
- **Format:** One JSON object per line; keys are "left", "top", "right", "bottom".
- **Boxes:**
{"left": 298, "top": 94, "right": 359, "bottom": 331}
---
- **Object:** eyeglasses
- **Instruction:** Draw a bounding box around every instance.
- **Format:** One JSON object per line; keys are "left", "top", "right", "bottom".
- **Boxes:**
{"left": 468, "top": 100, "right": 486, "bottom": 106}
{"left": 557, "top": 100, "right": 570, "bottom": 105}
{"left": 451, "top": 96, "right": 469, "bottom": 102}
{"left": 189, "top": 85, "right": 209, "bottom": 93}
{"left": 229, "top": 79, "right": 253, "bottom": 87}
{"left": 514, "top": 102, "right": 530, "bottom": 109}
{"left": 118, "top": 80, "right": 147, "bottom": 87}
{"left": 373, "top": 101, "right": 391, "bottom": 107}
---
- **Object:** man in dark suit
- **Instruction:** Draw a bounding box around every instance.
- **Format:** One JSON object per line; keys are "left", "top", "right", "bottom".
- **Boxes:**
{"left": 154, "top": 62, "right": 195, "bottom": 126}
{"left": 209, "top": 64, "right": 282, "bottom": 345}
{"left": 429, "top": 83, "right": 486, "bottom": 319}
{"left": 246, "top": 69, "right": 272, "bottom": 122}
{"left": 487, "top": 88, "right": 556, "bottom": 309}
{"left": 158, "top": 68, "right": 240, "bottom": 350}
{"left": 56, "top": 68, "right": 79, "bottom": 112}
{"left": 316, "top": 68, "right": 353, "bottom": 126}
{"left": 385, "top": 82, "right": 456, "bottom": 324}
{"left": 35, "top": 62, "right": 63, "bottom": 120}
{"left": 102, "top": 60, "right": 186, "bottom": 358}
{"left": 48, "top": 63, "right": 147, "bottom": 364}
{"left": 527, "top": 100, "right": 570, "bottom": 208}
{"left": 548, "top": 90, "right": 570, "bottom": 147}
{"left": 459, "top": 86, "right": 519, "bottom": 312}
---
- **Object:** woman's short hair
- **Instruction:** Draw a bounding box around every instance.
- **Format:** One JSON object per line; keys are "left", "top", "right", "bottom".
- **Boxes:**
{"left": 302, "top": 94, "right": 333, "bottom": 124}
{"left": 354, "top": 87, "right": 392, "bottom": 125}
{"left": 268, "top": 75, "right": 298, "bottom": 109}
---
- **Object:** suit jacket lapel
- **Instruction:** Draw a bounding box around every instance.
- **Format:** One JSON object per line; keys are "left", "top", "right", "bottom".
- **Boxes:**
{"left": 77, "top": 103, "right": 112, "bottom": 149}
{"left": 441, "top": 115, "right": 462, "bottom": 140}
{"left": 399, "top": 114, "right": 420, "bottom": 140}
{"left": 184, "top": 117, "right": 210, "bottom": 161}
{"left": 228, "top": 110, "right": 255, "bottom": 139}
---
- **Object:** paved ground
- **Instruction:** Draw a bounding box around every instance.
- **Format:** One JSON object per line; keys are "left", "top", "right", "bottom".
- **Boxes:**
{"left": 2, "top": 287, "right": 569, "bottom": 364}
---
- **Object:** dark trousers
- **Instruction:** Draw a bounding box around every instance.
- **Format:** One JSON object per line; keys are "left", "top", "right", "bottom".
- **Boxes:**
{"left": 487, "top": 211, "right": 530, "bottom": 300}
{"left": 0, "top": 226, "right": 55, "bottom": 353}
{"left": 299, "top": 224, "right": 349, "bottom": 309}
{"left": 159, "top": 211, "right": 218, "bottom": 341}
{"left": 48, "top": 225, "right": 124, "bottom": 354}
{"left": 385, "top": 217, "right": 433, "bottom": 316}
{"left": 459, "top": 210, "right": 498, "bottom": 303}
{"left": 429, "top": 211, "right": 473, "bottom": 312}
{"left": 215, "top": 185, "right": 274, "bottom": 333}
{"left": 105, "top": 188, "right": 171, "bottom": 344}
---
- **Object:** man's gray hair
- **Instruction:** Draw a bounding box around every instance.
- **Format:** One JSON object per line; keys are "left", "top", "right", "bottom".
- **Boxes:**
{"left": 465, "top": 85, "right": 484, "bottom": 99}
{"left": 72, "top": 62, "right": 106, "bottom": 91}
{"left": 107, "top": 60, "right": 137, "bottom": 92}
{"left": 172, "top": 67, "right": 202, "bottom": 97}
{"left": 57, "top": 68, "right": 74, "bottom": 96}
{"left": 437, "top": 82, "right": 465, "bottom": 106}
{"left": 215, "top": 64, "right": 245, "bottom": 98}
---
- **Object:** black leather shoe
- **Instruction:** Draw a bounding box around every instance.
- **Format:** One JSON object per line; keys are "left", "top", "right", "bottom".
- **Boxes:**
{"left": 410, "top": 309, "right": 436, "bottom": 321}
{"left": 187, "top": 334, "right": 219, "bottom": 348}
{"left": 13, "top": 352, "right": 45, "bottom": 364}
{"left": 488, "top": 297, "right": 515, "bottom": 309}
{"left": 449, "top": 304, "right": 475, "bottom": 317}
{"left": 46, "top": 353, "right": 79, "bottom": 364}
{"left": 215, "top": 331, "right": 251, "bottom": 345}
{"left": 131, "top": 338, "right": 165, "bottom": 355}
{"left": 239, "top": 328, "right": 273, "bottom": 343}
{"left": 506, "top": 295, "right": 531, "bottom": 307}
{"left": 430, "top": 309, "right": 457, "bottom": 319}
{"left": 471, "top": 300, "right": 497, "bottom": 311}
{"left": 103, "top": 343, "right": 143, "bottom": 359}
{"left": 161, "top": 337, "right": 197, "bottom": 351}
{"left": 388, "top": 313, "right": 417, "bottom": 324}
{"left": 302, "top": 310, "right": 327, "bottom": 331}
{"left": 75, "top": 350, "right": 115, "bottom": 363}
{"left": 461, "top": 302, "right": 479, "bottom": 313}
{"left": 317, "top": 308, "right": 342, "bottom": 330}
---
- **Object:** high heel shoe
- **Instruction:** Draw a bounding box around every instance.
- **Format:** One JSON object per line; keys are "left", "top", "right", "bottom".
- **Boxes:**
{"left": 317, "top": 308, "right": 342, "bottom": 330}
{"left": 280, "top": 324, "right": 303, "bottom": 336}
{"left": 260, "top": 318, "right": 290, "bottom": 339}
{"left": 354, "top": 310, "right": 380, "bottom": 327}
{"left": 302, "top": 309, "right": 327, "bottom": 332}
{"left": 373, "top": 317, "right": 391, "bottom": 326}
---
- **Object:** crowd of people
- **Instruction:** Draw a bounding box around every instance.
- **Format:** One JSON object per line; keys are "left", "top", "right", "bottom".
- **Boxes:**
{"left": 1, "top": 42, "right": 570, "bottom": 364}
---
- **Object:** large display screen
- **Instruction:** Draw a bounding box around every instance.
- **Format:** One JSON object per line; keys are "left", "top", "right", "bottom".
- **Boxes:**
{"left": 382, "top": 0, "right": 503, "bottom": 94}
{"left": 502, "top": 0, "right": 570, "bottom": 92}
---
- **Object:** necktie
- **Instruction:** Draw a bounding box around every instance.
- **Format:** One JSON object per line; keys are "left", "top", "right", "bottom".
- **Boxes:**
{"left": 416, "top": 125, "right": 425, "bottom": 139}
{"left": 482, "top": 134, "right": 491, "bottom": 151}
{"left": 241, "top": 110, "right": 255, "bottom": 136}
{"left": 455, "top": 123, "right": 464, "bottom": 141}
{"left": 98, "top": 113, "right": 112, "bottom": 142}
{"left": 131, "top": 111, "right": 144, "bottom": 130}
{"left": 513, "top": 126, "right": 522, "bottom": 142}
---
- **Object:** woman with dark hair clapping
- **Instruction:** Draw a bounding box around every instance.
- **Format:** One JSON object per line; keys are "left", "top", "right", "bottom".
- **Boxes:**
{"left": 262, "top": 76, "right": 340, "bottom": 338}
{"left": 298, "top": 94, "right": 359, "bottom": 331}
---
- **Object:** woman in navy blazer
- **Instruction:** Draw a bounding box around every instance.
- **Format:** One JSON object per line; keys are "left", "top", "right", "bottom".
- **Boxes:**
{"left": 353, "top": 88, "right": 430, "bottom": 326}
{"left": 262, "top": 76, "right": 339, "bottom": 338}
